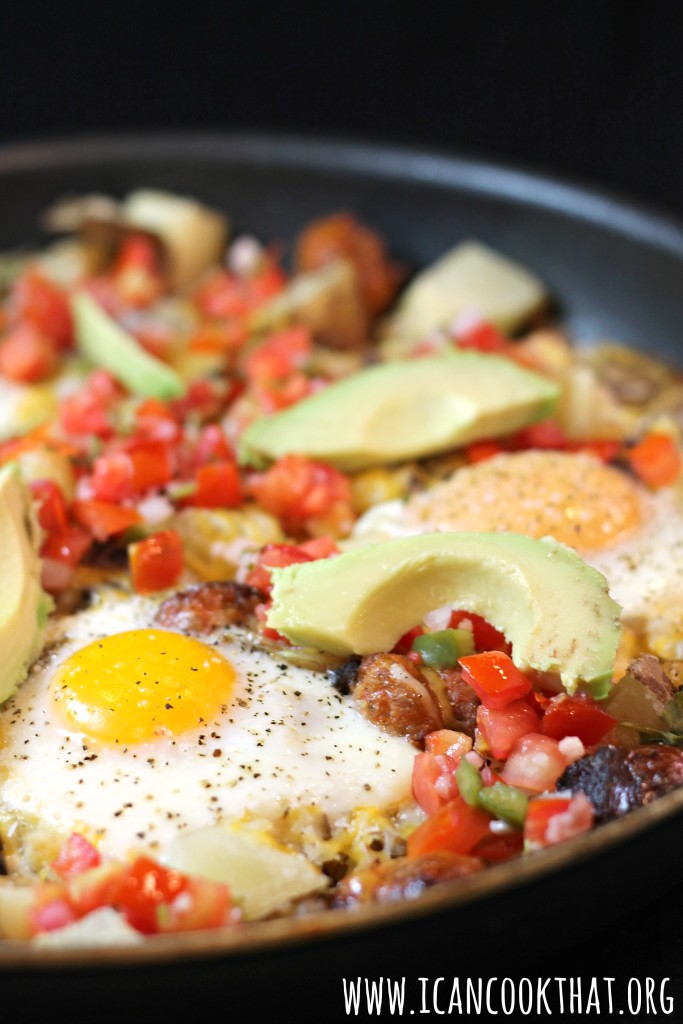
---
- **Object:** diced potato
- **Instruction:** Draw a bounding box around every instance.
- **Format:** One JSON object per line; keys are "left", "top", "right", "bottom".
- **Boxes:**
{"left": 383, "top": 240, "right": 547, "bottom": 354}
{"left": 122, "top": 189, "right": 229, "bottom": 291}
{"left": 0, "top": 379, "right": 59, "bottom": 441}
{"left": 249, "top": 258, "right": 368, "bottom": 350}
{"left": 17, "top": 448, "right": 76, "bottom": 502}
{"left": 350, "top": 466, "right": 414, "bottom": 513}
{"left": 163, "top": 825, "right": 328, "bottom": 920}
{"left": 171, "top": 506, "right": 284, "bottom": 581}
{"left": 0, "top": 884, "right": 34, "bottom": 939}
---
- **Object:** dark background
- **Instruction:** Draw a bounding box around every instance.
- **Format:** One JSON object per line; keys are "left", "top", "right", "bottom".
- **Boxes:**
{"left": 1, "top": 0, "right": 683, "bottom": 218}
{"left": 2, "top": 1, "right": 683, "bottom": 1015}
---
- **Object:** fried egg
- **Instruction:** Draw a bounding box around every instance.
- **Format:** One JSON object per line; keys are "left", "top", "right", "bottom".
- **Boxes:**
{"left": 0, "top": 593, "right": 415, "bottom": 862}
{"left": 351, "top": 449, "right": 683, "bottom": 651}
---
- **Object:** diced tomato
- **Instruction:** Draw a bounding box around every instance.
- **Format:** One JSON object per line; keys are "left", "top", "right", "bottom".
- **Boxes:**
{"left": 501, "top": 733, "right": 567, "bottom": 793}
{"left": 392, "top": 624, "right": 424, "bottom": 655}
{"left": 476, "top": 701, "right": 540, "bottom": 760}
{"left": 157, "top": 873, "right": 233, "bottom": 933}
{"left": 252, "top": 371, "right": 317, "bottom": 415}
{"left": 411, "top": 752, "right": 459, "bottom": 816}
{"left": 133, "top": 398, "right": 181, "bottom": 443}
{"left": 30, "top": 891, "right": 78, "bottom": 935}
{"left": 187, "top": 321, "right": 247, "bottom": 355}
{"left": 41, "top": 558, "right": 76, "bottom": 593}
{"left": 472, "top": 831, "right": 524, "bottom": 864}
{"left": 104, "top": 856, "right": 188, "bottom": 935}
{"left": 455, "top": 321, "right": 513, "bottom": 356}
{"left": 51, "top": 833, "right": 101, "bottom": 881}
{"left": 170, "top": 378, "right": 236, "bottom": 424}
{"left": 111, "top": 234, "right": 164, "bottom": 308}
{"left": 524, "top": 793, "right": 594, "bottom": 848}
{"left": 29, "top": 480, "right": 70, "bottom": 536}
{"left": 524, "top": 796, "right": 571, "bottom": 846}
{"left": 459, "top": 651, "right": 532, "bottom": 709}
{"left": 66, "top": 862, "right": 124, "bottom": 919}
{"left": 182, "top": 461, "right": 243, "bottom": 509}
{"left": 406, "top": 795, "right": 492, "bottom": 858}
{"left": 129, "top": 530, "right": 183, "bottom": 594}
{"left": 244, "top": 326, "right": 312, "bottom": 383}
{"left": 193, "top": 424, "right": 233, "bottom": 466}
{"left": 41, "top": 524, "right": 93, "bottom": 568}
{"left": 194, "top": 261, "right": 286, "bottom": 320}
{"left": 104, "top": 856, "right": 232, "bottom": 935}
{"left": 245, "top": 538, "right": 337, "bottom": 595}
{"left": 71, "top": 500, "right": 142, "bottom": 542}
{"left": 60, "top": 370, "right": 122, "bottom": 438}
{"left": 449, "top": 611, "right": 512, "bottom": 655}
{"left": 248, "top": 454, "right": 353, "bottom": 534}
{"left": 512, "top": 420, "right": 568, "bottom": 450}
{"left": 465, "top": 441, "right": 505, "bottom": 464}
{"left": 12, "top": 269, "right": 73, "bottom": 349}
{"left": 0, "top": 323, "right": 59, "bottom": 382}
{"left": 296, "top": 212, "right": 400, "bottom": 316}
{"left": 572, "top": 439, "right": 621, "bottom": 462}
{"left": 626, "top": 432, "right": 682, "bottom": 488}
{"left": 540, "top": 692, "right": 617, "bottom": 746}
{"left": 90, "top": 441, "right": 175, "bottom": 501}
{"left": 425, "top": 729, "right": 473, "bottom": 761}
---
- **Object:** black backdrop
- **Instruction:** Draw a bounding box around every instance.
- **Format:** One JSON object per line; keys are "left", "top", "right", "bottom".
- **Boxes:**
{"left": 2, "top": 1, "right": 683, "bottom": 1017}
{"left": 1, "top": 0, "right": 683, "bottom": 217}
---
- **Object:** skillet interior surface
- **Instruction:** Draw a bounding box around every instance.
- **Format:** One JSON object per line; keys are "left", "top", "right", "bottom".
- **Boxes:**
{"left": 1, "top": 132, "right": 682, "bottom": 1011}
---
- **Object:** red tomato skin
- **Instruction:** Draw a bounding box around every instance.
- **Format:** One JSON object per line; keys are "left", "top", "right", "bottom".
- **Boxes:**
{"left": 0, "top": 323, "right": 59, "bottom": 382}
{"left": 411, "top": 752, "right": 459, "bottom": 816}
{"left": 540, "top": 692, "right": 617, "bottom": 746}
{"left": 501, "top": 733, "right": 567, "bottom": 793}
{"left": 12, "top": 270, "right": 73, "bottom": 349}
{"left": 476, "top": 701, "right": 540, "bottom": 760}
{"left": 459, "top": 651, "right": 532, "bottom": 709}
{"left": 71, "top": 500, "right": 142, "bottom": 542}
{"left": 129, "top": 530, "right": 184, "bottom": 594}
{"left": 40, "top": 524, "right": 93, "bottom": 568}
{"left": 523, "top": 796, "right": 573, "bottom": 847}
{"left": 407, "top": 796, "right": 492, "bottom": 858}
{"left": 627, "top": 433, "right": 682, "bottom": 488}
{"left": 182, "top": 461, "right": 243, "bottom": 509}
{"left": 51, "top": 834, "right": 102, "bottom": 881}
{"left": 425, "top": 729, "right": 473, "bottom": 761}
{"left": 449, "top": 611, "right": 511, "bottom": 655}
{"left": 30, "top": 480, "right": 70, "bottom": 536}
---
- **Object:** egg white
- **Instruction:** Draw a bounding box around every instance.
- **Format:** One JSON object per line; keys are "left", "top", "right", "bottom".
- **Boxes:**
{"left": 0, "top": 592, "right": 415, "bottom": 861}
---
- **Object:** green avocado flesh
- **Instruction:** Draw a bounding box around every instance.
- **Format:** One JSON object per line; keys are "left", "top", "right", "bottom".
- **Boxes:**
{"left": 239, "top": 352, "right": 559, "bottom": 471}
{"left": 267, "top": 532, "right": 622, "bottom": 698}
{"left": 0, "top": 463, "right": 52, "bottom": 703}
{"left": 72, "top": 291, "right": 186, "bottom": 400}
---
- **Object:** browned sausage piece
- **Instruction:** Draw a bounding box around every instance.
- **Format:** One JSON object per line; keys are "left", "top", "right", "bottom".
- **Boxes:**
{"left": 434, "top": 665, "right": 480, "bottom": 738}
{"left": 558, "top": 743, "right": 683, "bottom": 823}
{"left": 333, "top": 851, "right": 483, "bottom": 908}
{"left": 155, "top": 581, "right": 265, "bottom": 634}
{"left": 353, "top": 654, "right": 445, "bottom": 746}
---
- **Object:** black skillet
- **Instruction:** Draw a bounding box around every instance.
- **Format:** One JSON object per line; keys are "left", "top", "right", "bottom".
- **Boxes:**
{"left": 1, "top": 133, "right": 683, "bottom": 1019}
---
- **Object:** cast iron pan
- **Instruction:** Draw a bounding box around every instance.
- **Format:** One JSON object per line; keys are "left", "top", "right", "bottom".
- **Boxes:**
{"left": 1, "top": 133, "right": 683, "bottom": 1018}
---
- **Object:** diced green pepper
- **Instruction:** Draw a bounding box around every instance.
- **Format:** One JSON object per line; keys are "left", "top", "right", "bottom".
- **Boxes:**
{"left": 477, "top": 782, "right": 528, "bottom": 829}
{"left": 455, "top": 756, "right": 483, "bottom": 807}
{"left": 412, "top": 628, "right": 475, "bottom": 668}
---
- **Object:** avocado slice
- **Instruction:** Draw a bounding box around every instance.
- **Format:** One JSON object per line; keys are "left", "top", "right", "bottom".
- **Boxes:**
{"left": 240, "top": 352, "right": 559, "bottom": 471}
{"left": 72, "top": 292, "right": 186, "bottom": 400}
{"left": 267, "top": 532, "right": 622, "bottom": 698}
{"left": 0, "top": 463, "right": 53, "bottom": 703}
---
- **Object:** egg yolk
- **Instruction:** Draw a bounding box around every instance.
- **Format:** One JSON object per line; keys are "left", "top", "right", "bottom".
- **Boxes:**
{"left": 49, "top": 630, "right": 235, "bottom": 745}
{"left": 405, "top": 450, "right": 642, "bottom": 552}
